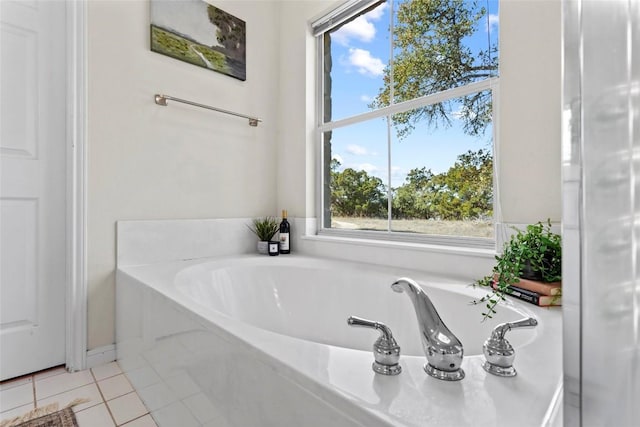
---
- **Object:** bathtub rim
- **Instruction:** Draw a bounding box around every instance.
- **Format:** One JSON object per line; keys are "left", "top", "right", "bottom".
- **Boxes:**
{"left": 171, "top": 254, "right": 541, "bottom": 356}
{"left": 116, "top": 254, "right": 563, "bottom": 427}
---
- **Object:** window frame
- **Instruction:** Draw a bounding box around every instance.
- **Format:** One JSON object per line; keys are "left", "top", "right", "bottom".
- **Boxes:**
{"left": 313, "top": 1, "right": 500, "bottom": 250}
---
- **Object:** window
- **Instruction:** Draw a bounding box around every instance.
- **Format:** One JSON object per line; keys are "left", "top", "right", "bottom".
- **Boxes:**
{"left": 313, "top": 0, "right": 499, "bottom": 246}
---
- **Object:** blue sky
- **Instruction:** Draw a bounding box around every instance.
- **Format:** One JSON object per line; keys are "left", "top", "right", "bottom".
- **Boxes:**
{"left": 328, "top": 0, "right": 499, "bottom": 188}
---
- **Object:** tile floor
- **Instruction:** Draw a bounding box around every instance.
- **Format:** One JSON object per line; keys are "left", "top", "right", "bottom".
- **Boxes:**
{"left": 0, "top": 362, "right": 156, "bottom": 427}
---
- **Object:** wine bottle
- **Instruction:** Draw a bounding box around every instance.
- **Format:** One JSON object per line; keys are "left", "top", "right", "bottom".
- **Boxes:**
{"left": 279, "top": 210, "right": 290, "bottom": 254}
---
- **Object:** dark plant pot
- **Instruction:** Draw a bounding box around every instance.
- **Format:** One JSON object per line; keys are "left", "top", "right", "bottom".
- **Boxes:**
{"left": 519, "top": 259, "right": 544, "bottom": 281}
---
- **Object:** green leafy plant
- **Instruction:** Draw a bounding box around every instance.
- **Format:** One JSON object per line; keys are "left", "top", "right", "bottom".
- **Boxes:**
{"left": 247, "top": 217, "right": 279, "bottom": 241}
{"left": 472, "top": 220, "right": 562, "bottom": 320}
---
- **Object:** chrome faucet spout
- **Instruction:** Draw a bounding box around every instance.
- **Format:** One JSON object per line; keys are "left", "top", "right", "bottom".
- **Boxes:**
{"left": 391, "top": 278, "right": 465, "bottom": 381}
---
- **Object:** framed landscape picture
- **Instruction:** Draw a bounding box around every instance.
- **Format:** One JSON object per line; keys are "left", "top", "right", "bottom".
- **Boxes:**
{"left": 150, "top": 0, "right": 246, "bottom": 81}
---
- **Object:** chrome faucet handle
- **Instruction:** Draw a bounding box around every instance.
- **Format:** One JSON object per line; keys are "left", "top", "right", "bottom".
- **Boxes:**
{"left": 482, "top": 317, "right": 538, "bottom": 377}
{"left": 347, "top": 316, "right": 402, "bottom": 375}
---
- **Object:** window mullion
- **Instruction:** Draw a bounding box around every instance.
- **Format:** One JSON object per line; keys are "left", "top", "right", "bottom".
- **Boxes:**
{"left": 320, "top": 77, "right": 498, "bottom": 132}
{"left": 386, "top": 115, "right": 392, "bottom": 232}
{"left": 386, "top": 0, "right": 395, "bottom": 232}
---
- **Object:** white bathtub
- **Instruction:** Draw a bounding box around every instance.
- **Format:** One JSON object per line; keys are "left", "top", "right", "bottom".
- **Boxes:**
{"left": 116, "top": 255, "right": 562, "bottom": 427}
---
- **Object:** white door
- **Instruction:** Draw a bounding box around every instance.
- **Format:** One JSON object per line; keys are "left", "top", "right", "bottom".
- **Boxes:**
{"left": 0, "top": 0, "right": 68, "bottom": 381}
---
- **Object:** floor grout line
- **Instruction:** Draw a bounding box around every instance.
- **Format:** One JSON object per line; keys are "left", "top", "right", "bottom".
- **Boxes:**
{"left": 2, "top": 363, "right": 154, "bottom": 427}
{"left": 89, "top": 366, "right": 118, "bottom": 426}
{"left": 31, "top": 373, "right": 36, "bottom": 408}
{"left": 120, "top": 412, "right": 149, "bottom": 426}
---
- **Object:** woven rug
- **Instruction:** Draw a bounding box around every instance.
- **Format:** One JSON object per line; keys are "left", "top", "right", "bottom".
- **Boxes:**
{"left": 0, "top": 399, "right": 89, "bottom": 427}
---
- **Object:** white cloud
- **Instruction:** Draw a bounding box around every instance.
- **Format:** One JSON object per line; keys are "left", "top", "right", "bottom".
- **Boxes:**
{"left": 357, "top": 163, "right": 378, "bottom": 174}
{"left": 346, "top": 144, "right": 368, "bottom": 156}
{"left": 332, "top": 3, "right": 387, "bottom": 46}
{"left": 487, "top": 13, "right": 499, "bottom": 32}
{"left": 332, "top": 17, "right": 376, "bottom": 46}
{"left": 391, "top": 166, "right": 404, "bottom": 179}
{"left": 349, "top": 48, "right": 385, "bottom": 77}
{"left": 360, "top": 94, "right": 373, "bottom": 103}
{"left": 366, "top": 3, "right": 387, "bottom": 20}
{"left": 338, "top": 162, "right": 386, "bottom": 182}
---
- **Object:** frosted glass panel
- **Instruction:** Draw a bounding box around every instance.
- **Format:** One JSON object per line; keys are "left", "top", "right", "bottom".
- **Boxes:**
{"left": 562, "top": 1, "right": 640, "bottom": 425}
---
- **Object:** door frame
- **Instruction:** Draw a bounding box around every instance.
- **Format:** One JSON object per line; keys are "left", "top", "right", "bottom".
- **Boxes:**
{"left": 65, "top": 0, "right": 87, "bottom": 372}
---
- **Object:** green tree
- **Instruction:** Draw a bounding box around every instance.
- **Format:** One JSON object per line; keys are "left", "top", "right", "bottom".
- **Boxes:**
{"left": 372, "top": 0, "right": 497, "bottom": 139}
{"left": 434, "top": 149, "right": 493, "bottom": 220}
{"left": 330, "top": 161, "right": 388, "bottom": 217}
{"left": 392, "top": 149, "right": 492, "bottom": 221}
{"left": 393, "top": 167, "right": 439, "bottom": 219}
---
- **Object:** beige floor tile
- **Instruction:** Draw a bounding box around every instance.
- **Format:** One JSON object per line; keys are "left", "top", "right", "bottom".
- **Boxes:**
{"left": 75, "top": 403, "right": 116, "bottom": 427}
{"left": 0, "top": 375, "right": 32, "bottom": 392}
{"left": 121, "top": 414, "right": 158, "bottom": 427}
{"left": 92, "top": 362, "right": 123, "bottom": 382}
{"left": 98, "top": 374, "right": 133, "bottom": 401}
{"left": 36, "top": 383, "right": 102, "bottom": 413}
{"left": 2, "top": 361, "right": 154, "bottom": 427}
{"left": 151, "top": 401, "right": 199, "bottom": 427}
{"left": 35, "top": 370, "right": 94, "bottom": 400}
{"left": 107, "top": 392, "right": 148, "bottom": 426}
{"left": 0, "top": 382, "right": 33, "bottom": 412}
{"left": 33, "top": 366, "right": 67, "bottom": 381}
{"left": 122, "top": 366, "right": 160, "bottom": 390}
{"left": 137, "top": 382, "right": 175, "bottom": 412}
{"left": 0, "top": 402, "right": 35, "bottom": 423}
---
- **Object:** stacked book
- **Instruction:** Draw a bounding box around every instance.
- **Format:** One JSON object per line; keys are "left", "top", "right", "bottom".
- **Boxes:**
{"left": 493, "top": 277, "right": 562, "bottom": 307}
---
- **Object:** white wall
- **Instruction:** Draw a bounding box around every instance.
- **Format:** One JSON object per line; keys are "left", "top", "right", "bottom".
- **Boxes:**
{"left": 87, "top": 0, "right": 563, "bottom": 351}
{"left": 276, "top": 0, "right": 338, "bottom": 217}
{"left": 498, "top": 0, "right": 562, "bottom": 224}
{"left": 87, "top": 0, "right": 280, "bottom": 349}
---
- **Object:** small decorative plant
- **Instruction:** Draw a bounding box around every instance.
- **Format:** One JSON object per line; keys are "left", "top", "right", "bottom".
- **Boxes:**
{"left": 472, "top": 219, "right": 562, "bottom": 320}
{"left": 248, "top": 216, "right": 279, "bottom": 242}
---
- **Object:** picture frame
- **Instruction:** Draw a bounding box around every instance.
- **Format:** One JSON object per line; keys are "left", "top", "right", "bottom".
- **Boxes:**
{"left": 150, "top": 0, "right": 246, "bottom": 81}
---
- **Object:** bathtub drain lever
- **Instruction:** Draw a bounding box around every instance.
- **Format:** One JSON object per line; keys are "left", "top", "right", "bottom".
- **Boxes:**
{"left": 347, "top": 316, "right": 402, "bottom": 375}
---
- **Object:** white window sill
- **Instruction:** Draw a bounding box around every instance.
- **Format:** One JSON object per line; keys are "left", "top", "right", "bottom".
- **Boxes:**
{"left": 300, "top": 233, "right": 496, "bottom": 259}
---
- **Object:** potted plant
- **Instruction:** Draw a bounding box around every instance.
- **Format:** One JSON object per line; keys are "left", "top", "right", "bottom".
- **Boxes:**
{"left": 248, "top": 216, "right": 279, "bottom": 254}
{"left": 473, "top": 220, "right": 562, "bottom": 320}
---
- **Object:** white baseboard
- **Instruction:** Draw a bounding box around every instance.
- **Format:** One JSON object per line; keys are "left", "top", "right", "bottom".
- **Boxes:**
{"left": 86, "top": 344, "right": 116, "bottom": 368}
